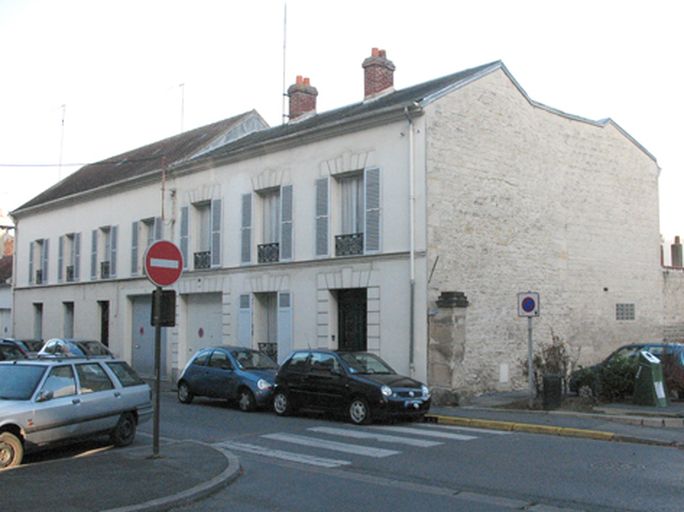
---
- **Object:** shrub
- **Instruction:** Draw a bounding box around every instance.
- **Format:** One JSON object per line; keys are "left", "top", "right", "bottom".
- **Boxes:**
{"left": 520, "top": 332, "right": 579, "bottom": 395}
{"left": 597, "top": 356, "right": 638, "bottom": 401}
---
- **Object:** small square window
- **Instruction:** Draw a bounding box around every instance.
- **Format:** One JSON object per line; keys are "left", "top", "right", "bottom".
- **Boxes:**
{"left": 616, "top": 303, "right": 635, "bottom": 321}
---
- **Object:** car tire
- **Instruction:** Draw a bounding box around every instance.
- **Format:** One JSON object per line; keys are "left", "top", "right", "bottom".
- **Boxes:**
{"left": 238, "top": 388, "right": 256, "bottom": 412}
{"left": 273, "top": 390, "right": 293, "bottom": 416}
{"left": 177, "top": 381, "right": 194, "bottom": 404}
{"left": 0, "top": 432, "right": 24, "bottom": 470}
{"left": 110, "top": 412, "right": 137, "bottom": 447}
{"left": 349, "top": 397, "right": 372, "bottom": 425}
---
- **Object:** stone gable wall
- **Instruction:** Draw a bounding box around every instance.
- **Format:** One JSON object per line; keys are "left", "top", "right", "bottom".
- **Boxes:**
{"left": 424, "top": 69, "right": 663, "bottom": 395}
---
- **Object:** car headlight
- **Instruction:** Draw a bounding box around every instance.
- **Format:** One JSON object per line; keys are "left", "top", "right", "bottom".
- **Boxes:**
{"left": 421, "top": 385, "right": 430, "bottom": 398}
{"left": 257, "top": 379, "right": 272, "bottom": 391}
{"left": 381, "top": 385, "right": 392, "bottom": 397}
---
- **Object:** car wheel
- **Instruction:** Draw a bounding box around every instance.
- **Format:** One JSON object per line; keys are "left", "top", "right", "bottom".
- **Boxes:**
{"left": 238, "top": 388, "right": 256, "bottom": 412}
{"left": 177, "top": 381, "right": 194, "bottom": 404}
{"left": 110, "top": 412, "right": 136, "bottom": 447}
{"left": 273, "top": 390, "right": 293, "bottom": 416}
{"left": 349, "top": 397, "right": 372, "bottom": 425}
{"left": 0, "top": 432, "right": 24, "bottom": 470}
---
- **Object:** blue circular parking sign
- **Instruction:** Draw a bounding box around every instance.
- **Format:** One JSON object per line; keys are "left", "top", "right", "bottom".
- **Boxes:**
{"left": 522, "top": 297, "right": 536, "bottom": 313}
{"left": 518, "top": 292, "right": 540, "bottom": 317}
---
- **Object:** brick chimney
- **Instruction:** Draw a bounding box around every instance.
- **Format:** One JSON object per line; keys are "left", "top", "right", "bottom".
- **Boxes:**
{"left": 362, "top": 48, "right": 395, "bottom": 99}
{"left": 671, "top": 236, "right": 682, "bottom": 267}
{"left": 287, "top": 75, "right": 318, "bottom": 121}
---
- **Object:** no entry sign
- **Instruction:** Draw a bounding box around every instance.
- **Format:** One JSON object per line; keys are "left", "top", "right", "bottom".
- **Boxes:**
{"left": 144, "top": 240, "right": 183, "bottom": 287}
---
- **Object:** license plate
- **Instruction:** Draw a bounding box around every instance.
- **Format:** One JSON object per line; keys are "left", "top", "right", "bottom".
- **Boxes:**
{"left": 404, "top": 399, "right": 422, "bottom": 409}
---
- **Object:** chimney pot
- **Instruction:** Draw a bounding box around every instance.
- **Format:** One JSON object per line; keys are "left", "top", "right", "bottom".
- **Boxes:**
{"left": 672, "top": 236, "right": 683, "bottom": 267}
{"left": 288, "top": 75, "right": 318, "bottom": 121}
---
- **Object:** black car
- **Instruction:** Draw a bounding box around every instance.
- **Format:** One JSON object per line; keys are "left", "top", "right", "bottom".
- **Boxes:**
{"left": 38, "top": 339, "right": 114, "bottom": 359}
{"left": 272, "top": 350, "right": 431, "bottom": 424}
{"left": 0, "top": 341, "right": 27, "bottom": 361}
{"left": 1, "top": 338, "right": 43, "bottom": 357}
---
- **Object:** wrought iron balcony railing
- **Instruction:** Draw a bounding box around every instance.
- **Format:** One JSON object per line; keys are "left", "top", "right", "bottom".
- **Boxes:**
{"left": 257, "top": 242, "right": 280, "bottom": 263}
{"left": 194, "top": 251, "right": 211, "bottom": 270}
{"left": 100, "top": 261, "right": 110, "bottom": 279}
{"left": 66, "top": 265, "right": 75, "bottom": 282}
{"left": 335, "top": 233, "right": 364, "bottom": 256}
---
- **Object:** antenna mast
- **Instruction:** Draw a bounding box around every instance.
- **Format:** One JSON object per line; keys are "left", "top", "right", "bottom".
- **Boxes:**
{"left": 58, "top": 104, "right": 66, "bottom": 181}
{"left": 179, "top": 83, "right": 185, "bottom": 133}
{"left": 281, "top": 1, "right": 288, "bottom": 124}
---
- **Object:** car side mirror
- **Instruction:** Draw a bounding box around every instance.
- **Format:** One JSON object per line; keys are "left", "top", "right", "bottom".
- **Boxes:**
{"left": 36, "top": 390, "right": 54, "bottom": 403}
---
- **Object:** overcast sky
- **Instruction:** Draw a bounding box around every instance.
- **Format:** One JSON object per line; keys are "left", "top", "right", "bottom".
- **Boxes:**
{"left": 1, "top": 0, "right": 682, "bottom": 242}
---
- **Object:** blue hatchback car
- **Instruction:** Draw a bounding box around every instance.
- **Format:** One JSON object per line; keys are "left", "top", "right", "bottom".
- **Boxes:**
{"left": 177, "top": 346, "right": 278, "bottom": 411}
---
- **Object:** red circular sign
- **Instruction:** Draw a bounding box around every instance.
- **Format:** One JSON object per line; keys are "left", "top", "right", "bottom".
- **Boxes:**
{"left": 144, "top": 240, "right": 183, "bottom": 287}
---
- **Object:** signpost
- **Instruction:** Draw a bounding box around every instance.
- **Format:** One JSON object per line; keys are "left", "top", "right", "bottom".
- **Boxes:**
{"left": 517, "top": 292, "right": 540, "bottom": 408}
{"left": 144, "top": 240, "right": 183, "bottom": 457}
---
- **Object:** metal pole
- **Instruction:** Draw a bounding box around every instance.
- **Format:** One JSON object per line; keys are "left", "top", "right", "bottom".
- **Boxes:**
{"left": 153, "top": 286, "right": 162, "bottom": 457}
{"left": 527, "top": 316, "right": 534, "bottom": 408}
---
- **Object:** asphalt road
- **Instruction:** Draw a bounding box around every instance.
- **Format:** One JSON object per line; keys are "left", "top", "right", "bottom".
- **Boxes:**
{"left": 130, "top": 392, "right": 684, "bottom": 512}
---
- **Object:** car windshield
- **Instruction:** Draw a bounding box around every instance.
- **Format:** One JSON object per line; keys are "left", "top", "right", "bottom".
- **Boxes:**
{"left": 339, "top": 352, "right": 395, "bottom": 375}
{"left": 231, "top": 350, "right": 277, "bottom": 370}
{"left": 0, "top": 365, "right": 47, "bottom": 400}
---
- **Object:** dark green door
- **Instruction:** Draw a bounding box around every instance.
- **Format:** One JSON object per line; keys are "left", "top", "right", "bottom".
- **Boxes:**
{"left": 338, "top": 289, "right": 367, "bottom": 352}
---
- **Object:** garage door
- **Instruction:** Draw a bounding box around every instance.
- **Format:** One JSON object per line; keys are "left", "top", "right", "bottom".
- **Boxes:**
{"left": 131, "top": 295, "right": 167, "bottom": 379}
{"left": 185, "top": 293, "right": 223, "bottom": 360}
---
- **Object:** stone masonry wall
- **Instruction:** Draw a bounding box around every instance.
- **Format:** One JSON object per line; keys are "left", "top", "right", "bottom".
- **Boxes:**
{"left": 663, "top": 269, "right": 684, "bottom": 342}
{"left": 424, "top": 69, "right": 662, "bottom": 395}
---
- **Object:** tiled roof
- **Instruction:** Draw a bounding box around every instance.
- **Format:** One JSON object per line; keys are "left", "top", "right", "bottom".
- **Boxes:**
{"left": 15, "top": 110, "right": 264, "bottom": 212}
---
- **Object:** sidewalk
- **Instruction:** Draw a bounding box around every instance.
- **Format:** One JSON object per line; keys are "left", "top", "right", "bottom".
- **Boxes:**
{"left": 2, "top": 440, "right": 240, "bottom": 512}
{"left": 426, "top": 391, "right": 684, "bottom": 448}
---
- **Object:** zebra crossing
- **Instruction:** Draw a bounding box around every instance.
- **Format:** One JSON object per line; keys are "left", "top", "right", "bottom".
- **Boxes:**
{"left": 214, "top": 423, "right": 509, "bottom": 469}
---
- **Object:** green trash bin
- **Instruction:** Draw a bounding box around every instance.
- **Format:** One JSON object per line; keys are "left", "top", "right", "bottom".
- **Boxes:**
{"left": 633, "top": 351, "right": 669, "bottom": 407}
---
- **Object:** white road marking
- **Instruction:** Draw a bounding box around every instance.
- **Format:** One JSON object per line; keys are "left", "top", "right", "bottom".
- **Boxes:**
{"left": 308, "top": 426, "right": 442, "bottom": 447}
{"left": 150, "top": 257, "right": 179, "bottom": 269}
{"left": 216, "top": 441, "right": 351, "bottom": 468}
{"left": 421, "top": 423, "right": 512, "bottom": 435}
{"left": 262, "top": 433, "right": 400, "bottom": 458}
{"left": 371, "top": 425, "right": 477, "bottom": 441}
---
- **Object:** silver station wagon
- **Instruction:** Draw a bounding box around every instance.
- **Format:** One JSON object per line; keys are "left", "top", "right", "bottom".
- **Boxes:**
{"left": 0, "top": 358, "right": 152, "bottom": 470}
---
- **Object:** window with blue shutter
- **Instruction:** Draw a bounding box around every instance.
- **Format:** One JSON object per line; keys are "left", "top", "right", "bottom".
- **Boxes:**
{"left": 241, "top": 193, "right": 252, "bottom": 264}
{"left": 110, "top": 225, "right": 118, "bottom": 277}
{"left": 29, "top": 241, "right": 35, "bottom": 285}
{"left": 315, "top": 178, "right": 329, "bottom": 257}
{"left": 364, "top": 167, "right": 381, "bottom": 253}
{"left": 154, "top": 216, "right": 162, "bottom": 241}
{"left": 180, "top": 206, "right": 189, "bottom": 270}
{"left": 41, "top": 239, "right": 49, "bottom": 284}
{"left": 74, "top": 233, "right": 81, "bottom": 281}
{"left": 280, "top": 185, "right": 293, "bottom": 261}
{"left": 238, "top": 294, "right": 252, "bottom": 346}
{"left": 58, "top": 236, "right": 64, "bottom": 283}
{"left": 277, "top": 292, "right": 292, "bottom": 363}
{"left": 211, "top": 199, "right": 222, "bottom": 267}
{"left": 131, "top": 221, "right": 139, "bottom": 275}
{"left": 90, "top": 230, "right": 97, "bottom": 280}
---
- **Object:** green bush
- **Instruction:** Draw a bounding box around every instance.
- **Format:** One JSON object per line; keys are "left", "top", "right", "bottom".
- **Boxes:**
{"left": 597, "top": 356, "right": 638, "bottom": 401}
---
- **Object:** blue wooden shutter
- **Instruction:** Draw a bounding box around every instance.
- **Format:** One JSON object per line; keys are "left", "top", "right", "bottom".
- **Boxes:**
{"left": 277, "top": 292, "right": 292, "bottom": 363}
{"left": 280, "top": 185, "right": 293, "bottom": 261}
{"left": 110, "top": 226, "right": 118, "bottom": 277}
{"left": 28, "top": 241, "right": 34, "bottom": 284}
{"left": 131, "top": 221, "right": 139, "bottom": 275}
{"left": 42, "top": 239, "right": 49, "bottom": 283}
{"left": 154, "top": 216, "right": 162, "bottom": 241}
{"left": 315, "top": 178, "right": 328, "bottom": 257}
{"left": 241, "top": 193, "right": 252, "bottom": 264}
{"left": 58, "top": 236, "right": 64, "bottom": 282}
{"left": 90, "top": 230, "right": 97, "bottom": 280}
{"left": 238, "top": 294, "right": 252, "bottom": 346}
{"left": 180, "top": 206, "right": 189, "bottom": 270}
{"left": 74, "top": 233, "right": 81, "bottom": 281}
{"left": 364, "top": 167, "right": 381, "bottom": 253}
{"left": 211, "top": 199, "right": 222, "bottom": 267}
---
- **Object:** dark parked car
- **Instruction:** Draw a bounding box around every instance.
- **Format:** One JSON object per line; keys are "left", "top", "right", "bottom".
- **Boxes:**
{"left": 38, "top": 338, "right": 114, "bottom": 359}
{"left": 1, "top": 338, "right": 43, "bottom": 358}
{"left": 0, "top": 341, "right": 27, "bottom": 361}
{"left": 177, "top": 346, "right": 277, "bottom": 411}
{"left": 273, "top": 350, "right": 431, "bottom": 424}
{"left": 569, "top": 343, "right": 684, "bottom": 397}
{"left": 0, "top": 358, "right": 152, "bottom": 469}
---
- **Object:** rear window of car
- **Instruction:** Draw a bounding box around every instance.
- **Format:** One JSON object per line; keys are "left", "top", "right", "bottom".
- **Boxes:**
{"left": 106, "top": 362, "right": 145, "bottom": 387}
{"left": 284, "top": 352, "right": 308, "bottom": 371}
{"left": 0, "top": 345, "right": 25, "bottom": 360}
{"left": 77, "top": 363, "right": 115, "bottom": 393}
{"left": 0, "top": 365, "right": 47, "bottom": 400}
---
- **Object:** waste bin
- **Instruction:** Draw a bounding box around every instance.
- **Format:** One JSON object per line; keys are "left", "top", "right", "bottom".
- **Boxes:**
{"left": 542, "top": 374, "right": 562, "bottom": 410}
{"left": 633, "top": 350, "right": 669, "bottom": 407}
